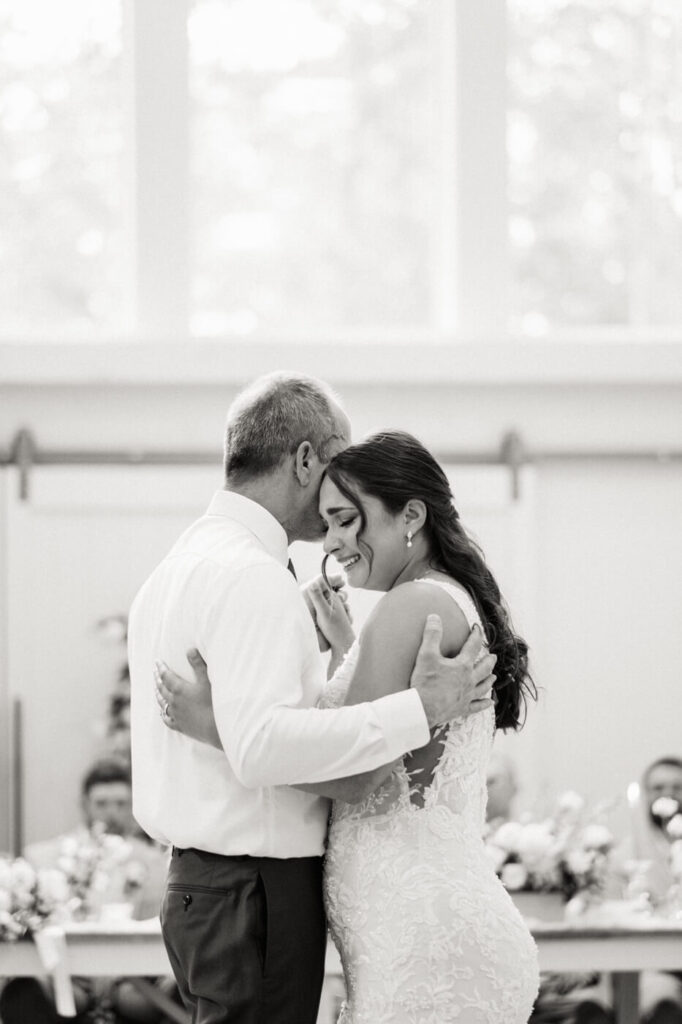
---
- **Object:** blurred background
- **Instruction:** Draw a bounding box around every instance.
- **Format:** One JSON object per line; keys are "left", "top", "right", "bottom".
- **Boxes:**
{"left": 0, "top": 0, "right": 681, "bottom": 853}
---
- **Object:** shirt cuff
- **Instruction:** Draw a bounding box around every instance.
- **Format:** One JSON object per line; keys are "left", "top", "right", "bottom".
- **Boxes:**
{"left": 371, "top": 688, "right": 430, "bottom": 759}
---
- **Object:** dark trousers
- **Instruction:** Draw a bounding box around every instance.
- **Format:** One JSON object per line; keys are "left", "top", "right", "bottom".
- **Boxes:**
{"left": 161, "top": 848, "right": 327, "bottom": 1024}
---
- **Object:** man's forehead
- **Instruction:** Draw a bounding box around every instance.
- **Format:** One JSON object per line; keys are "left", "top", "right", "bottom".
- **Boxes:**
{"left": 331, "top": 405, "right": 352, "bottom": 442}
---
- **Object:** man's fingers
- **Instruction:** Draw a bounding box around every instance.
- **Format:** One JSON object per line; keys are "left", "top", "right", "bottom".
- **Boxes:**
{"left": 474, "top": 672, "right": 496, "bottom": 695}
{"left": 472, "top": 652, "right": 497, "bottom": 683}
{"left": 458, "top": 622, "right": 485, "bottom": 661}
{"left": 187, "top": 648, "right": 209, "bottom": 683}
{"left": 417, "top": 613, "right": 443, "bottom": 656}
{"left": 469, "top": 697, "right": 495, "bottom": 712}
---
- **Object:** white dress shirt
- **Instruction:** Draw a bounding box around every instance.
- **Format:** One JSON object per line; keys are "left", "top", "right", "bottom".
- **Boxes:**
{"left": 129, "top": 490, "right": 429, "bottom": 857}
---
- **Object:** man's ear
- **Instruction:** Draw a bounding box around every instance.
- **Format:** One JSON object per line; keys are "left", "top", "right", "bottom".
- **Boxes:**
{"left": 404, "top": 499, "right": 427, "bottom": 535}
{"left": 293, "top": 441, "right": 315, "bottom": 485}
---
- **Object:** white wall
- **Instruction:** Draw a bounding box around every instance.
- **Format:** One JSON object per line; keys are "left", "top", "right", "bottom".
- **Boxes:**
{"left": 1, "top": 343, "right": 681, "bottom": 848}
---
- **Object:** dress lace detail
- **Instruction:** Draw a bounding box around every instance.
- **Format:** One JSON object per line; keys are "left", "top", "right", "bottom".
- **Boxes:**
{"left": 320, "top": 579, "right": 539, "bottom": 1023}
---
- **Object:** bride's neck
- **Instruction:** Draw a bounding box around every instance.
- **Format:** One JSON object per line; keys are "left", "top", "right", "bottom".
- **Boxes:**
{"left": 391, "top": 549, "right": 443, "bottom": 589}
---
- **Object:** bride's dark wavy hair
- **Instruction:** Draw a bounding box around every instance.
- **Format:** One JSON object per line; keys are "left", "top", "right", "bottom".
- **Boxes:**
{"left": 326, "top": 430, "right": 536, "bottom": 731}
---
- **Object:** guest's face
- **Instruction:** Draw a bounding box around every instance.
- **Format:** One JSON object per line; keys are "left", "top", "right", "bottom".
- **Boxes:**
{"left": 645, "top": 763, "right": 682, "bottom": 816}
{"left": 486, "top": 759, "right": 517, "bottom": 822}
{"left": 83, "top": 782, "right": 134, "bottom": 836}
{"left": 319, "top": 477, "right": 405, "bottom": 591}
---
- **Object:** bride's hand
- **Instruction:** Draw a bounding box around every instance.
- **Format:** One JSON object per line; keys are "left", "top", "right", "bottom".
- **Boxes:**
{"left": 154, "top": 650, "right": 223, "bottom": 750}
{"left": 305, "top": 577, "right": 355, "bottom": 656}
{"left": 302, "top": 574, "right": 352, "bottom": 652}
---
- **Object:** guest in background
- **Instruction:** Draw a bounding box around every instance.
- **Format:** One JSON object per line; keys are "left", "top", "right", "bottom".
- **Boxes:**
{"left": 615, "top": 756, "right": 682, "bottom": 907}
{"left": 559, "top": 757, "right": 682, "bottom": 1024}
{"left": 485, "top": 750, "right": 519, "bottom": 825}
{"left": 0, "top": 758, "right": 175, "bottom": 1024}
{"left": 610, "top": 757, "right": 682, "bottom": 1024}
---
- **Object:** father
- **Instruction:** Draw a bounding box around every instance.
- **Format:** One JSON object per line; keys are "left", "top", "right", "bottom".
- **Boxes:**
{"left": 128, "top": 372, "right": 496, "bottom": 1024}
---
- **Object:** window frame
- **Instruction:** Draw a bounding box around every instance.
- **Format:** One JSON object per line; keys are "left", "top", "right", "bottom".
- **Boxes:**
{"left": 1, "top": 0, "right": 681, "bottom": 376}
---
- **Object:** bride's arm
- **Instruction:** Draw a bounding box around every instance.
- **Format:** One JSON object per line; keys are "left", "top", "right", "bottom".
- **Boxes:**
{"left": 293, "top": 583, "right": 469, "bottom": 803}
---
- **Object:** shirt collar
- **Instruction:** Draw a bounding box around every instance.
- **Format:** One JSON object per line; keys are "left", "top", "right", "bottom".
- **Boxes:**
{"left": 206, "top": 490, "right": 289, "bottom": 567}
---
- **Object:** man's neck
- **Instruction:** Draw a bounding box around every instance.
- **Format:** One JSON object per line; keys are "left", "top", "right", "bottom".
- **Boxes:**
{"left": 224, "top": 476, "right": 296, "bottom": 544}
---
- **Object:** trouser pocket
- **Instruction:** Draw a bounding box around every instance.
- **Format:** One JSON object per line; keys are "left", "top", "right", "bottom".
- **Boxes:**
{"left": 161, "top": 876, "right": 266, "bottom": 1024}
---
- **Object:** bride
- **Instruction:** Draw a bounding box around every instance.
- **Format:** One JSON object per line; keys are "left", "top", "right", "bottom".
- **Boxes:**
{"left": 156, "top": 430, "right": 540, "bottom": 1023}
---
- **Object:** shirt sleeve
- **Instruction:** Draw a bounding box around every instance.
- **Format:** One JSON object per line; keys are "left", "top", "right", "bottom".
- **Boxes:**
{"left": 205, "top": 562, "right": 430, "bottom": 787}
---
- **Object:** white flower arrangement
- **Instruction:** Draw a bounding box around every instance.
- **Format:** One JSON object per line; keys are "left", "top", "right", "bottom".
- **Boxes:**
{"left": 485, "top": 791, "right": 614, "bottom": 900}
{"left": 0, "top": 857, "right": 70, "bottom": 941}
{"left": 0, "top": 825, "right": 144, "bottom": 940}
{"left": 55, "top": 824, "right": 138, "bottom": 920}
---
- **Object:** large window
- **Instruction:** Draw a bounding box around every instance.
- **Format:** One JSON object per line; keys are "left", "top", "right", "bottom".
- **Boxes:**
{"left": 0, "top": 0, "right": 124, "bottom": 337}
{"left": 190, "top": 0, "right": 433, "bottom": 335}
{"left": 508, "top": 0, "right": 682, "bottom": 333}
{"left": 0, "top": 0, "right": 680, "bottom": 341}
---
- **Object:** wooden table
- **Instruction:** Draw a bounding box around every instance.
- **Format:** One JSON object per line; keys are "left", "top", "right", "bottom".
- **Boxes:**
{"left": 531, "top": 923, "right": 682, "bottom": 1024}
{"left": 1, "top": 920, "right": 681, "bottom": 1024}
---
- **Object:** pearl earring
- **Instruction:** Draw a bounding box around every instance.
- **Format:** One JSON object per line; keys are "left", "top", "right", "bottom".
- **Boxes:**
{"left": 406, "top": 530, "right": 413, "bottom": 548}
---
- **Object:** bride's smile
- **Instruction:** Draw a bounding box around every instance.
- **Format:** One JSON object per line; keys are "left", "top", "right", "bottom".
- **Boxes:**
{"left": 318, "top": 476, "right": 433, "bottom": 592}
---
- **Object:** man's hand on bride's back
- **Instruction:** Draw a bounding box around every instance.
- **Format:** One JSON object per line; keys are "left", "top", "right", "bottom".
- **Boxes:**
{"left": 154, "top": 650, "right": 223, "bottom": 750}
{"left": 410, "top": 616, "right": 496, "bottom": 729}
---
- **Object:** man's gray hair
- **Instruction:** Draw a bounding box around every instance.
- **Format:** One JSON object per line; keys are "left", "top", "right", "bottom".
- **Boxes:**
{"left": 224, "top": 372, "right": 344, "bottom": 481}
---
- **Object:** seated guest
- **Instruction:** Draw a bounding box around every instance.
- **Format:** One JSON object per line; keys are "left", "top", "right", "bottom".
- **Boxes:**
{"left": 485, "top": 750, "right": 519, "bottom": 826}
{"left": 612, "top": 757, "right": 682, "bottom": 1024}
{"left": 0, "top": 757, "right": 176, "bottom": 1024}
{"left": 564, "top": 757, "right": 682, "bottom": 1024}
{"left": 614, "top": 756, "right": 682, "bottom": 906}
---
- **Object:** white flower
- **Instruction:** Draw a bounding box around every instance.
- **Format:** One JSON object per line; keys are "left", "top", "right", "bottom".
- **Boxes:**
{"left": 492, "top": 821, "right": 525, "bottom": 853}
{"left": 580, "top": 824, "right": 613, "bottom": 851}
{"left": 60, "top": 836, "right": 79, "bottom": 857}
{"left": 10, "top": 859, "right": 36, "bottom": 890}
{"left": 57, "top": 851, "right": 75, "bottom": 876}
{"left": 517, "top": 823, "right": 555, "bottom": 864}
{"left": 0, "top": 889, "right": 11, "bottom": 913}
{"left": 652, "top": 796, "right": 679, "bottom": 821}
{"left": 565, "top": 849, "right": 595, "bottom": 877}
{"left": 557, "top": 791, "right": 585, "bottom": 815}
{"left": 667, "top": 814, "right": 682, "bottom": 840}
{"left": 37, "top": 869, "right": 70, "bottom": 905}
{"left": 485, "top": 844, "right": 508, "bottom": 872}
{"left": 501, "top": 863, "right": 528, "bottom": 891}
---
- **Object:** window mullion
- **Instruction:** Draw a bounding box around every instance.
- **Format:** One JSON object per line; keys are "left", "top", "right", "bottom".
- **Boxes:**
{"left": 433, "top": 0, "right": 508, "bottom": 338}
{"left": 124, "top": 0, "right": 189, "bottom": 338}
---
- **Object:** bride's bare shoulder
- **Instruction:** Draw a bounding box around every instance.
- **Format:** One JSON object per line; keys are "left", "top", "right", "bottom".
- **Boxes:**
{"left": 361, "top": 580, "right": 470, "bottom": 657}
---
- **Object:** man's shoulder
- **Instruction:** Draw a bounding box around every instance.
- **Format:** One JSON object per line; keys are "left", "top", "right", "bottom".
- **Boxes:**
{"left": 133, "top": 519, "right": 289, "bottom": 599}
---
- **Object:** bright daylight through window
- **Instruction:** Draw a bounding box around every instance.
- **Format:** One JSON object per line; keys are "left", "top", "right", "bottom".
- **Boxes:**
{"left": 1, "top": 0, "right": 680, "bottom": 340}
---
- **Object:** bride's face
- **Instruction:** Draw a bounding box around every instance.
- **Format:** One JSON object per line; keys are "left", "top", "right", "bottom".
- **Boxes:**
{"left": 319, "top": 476, "right": 405, "bottom": 591}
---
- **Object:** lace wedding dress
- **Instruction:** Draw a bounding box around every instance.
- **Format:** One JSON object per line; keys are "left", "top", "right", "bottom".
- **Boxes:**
{"left": 321, "top": 579, "right": 539, "bottom": 1024}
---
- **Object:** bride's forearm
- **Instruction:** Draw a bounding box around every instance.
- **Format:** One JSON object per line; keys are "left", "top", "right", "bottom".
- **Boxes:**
{"left": 292, "top": 758, "right": 399, "bottom": 804}
{"left": 327, "top": 638, "right": 354, "bottom": 679}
